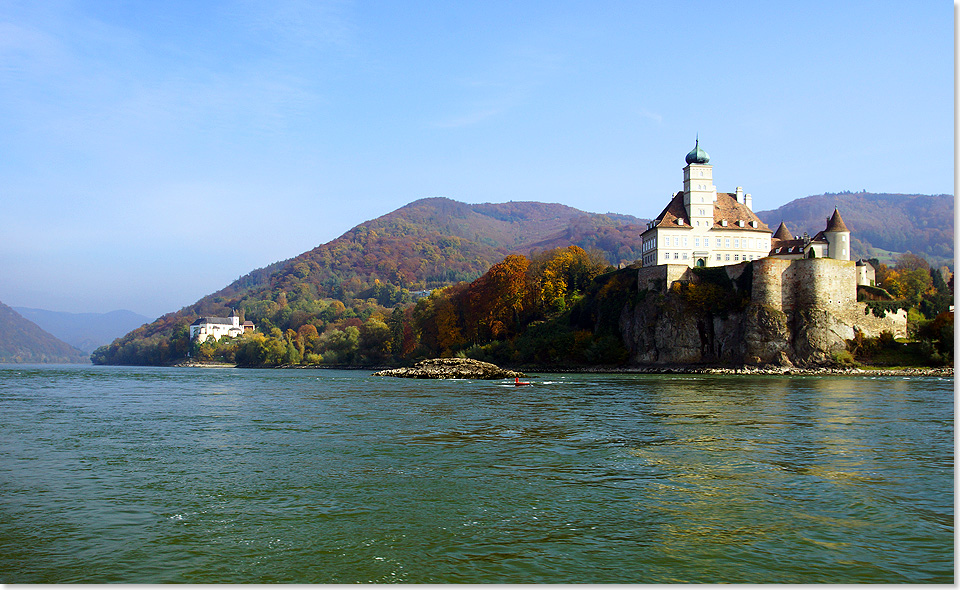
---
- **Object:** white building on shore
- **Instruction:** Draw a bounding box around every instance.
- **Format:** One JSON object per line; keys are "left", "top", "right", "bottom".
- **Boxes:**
{"left": 190, "top": 311, "right": 254, "bottom": 342}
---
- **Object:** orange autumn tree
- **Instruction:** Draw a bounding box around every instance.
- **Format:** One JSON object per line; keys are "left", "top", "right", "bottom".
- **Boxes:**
{"left": 463, "top": 254, "right": 530, "bottom": 342}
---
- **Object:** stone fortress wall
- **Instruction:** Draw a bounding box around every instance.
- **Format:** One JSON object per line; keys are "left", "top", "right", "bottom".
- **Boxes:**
{"left": 634, "top": 256, "right": 907, "bottom": 348}
{"left": 752, "top": 257, "right": 858, "bottom": 312}
{"left": 751, "top": 257, "right": 906, "bottom": 338}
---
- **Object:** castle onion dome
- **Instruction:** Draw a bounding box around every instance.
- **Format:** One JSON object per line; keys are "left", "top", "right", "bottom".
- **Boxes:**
{"left": 685, "top": 138, "right": 710, "bottom": 164}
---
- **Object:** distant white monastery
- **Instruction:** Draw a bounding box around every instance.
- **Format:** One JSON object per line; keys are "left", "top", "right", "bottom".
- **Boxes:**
{"left": 640, "top": 140, "right": 854, "bottom": 270}
{"left": 190, "top": 310, "right": 254, "bottom": 342}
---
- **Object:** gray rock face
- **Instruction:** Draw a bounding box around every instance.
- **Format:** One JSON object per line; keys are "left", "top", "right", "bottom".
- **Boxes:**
{"left": 619, "top": 296, "right": 856, "bottom": 368}
{"left": 374, "top": 358, "right": 526, "bottom": 380}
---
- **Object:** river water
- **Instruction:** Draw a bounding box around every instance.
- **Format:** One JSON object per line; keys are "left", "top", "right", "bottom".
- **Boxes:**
{"left": 0, "top": 365, "right": 952, "bottom": 583}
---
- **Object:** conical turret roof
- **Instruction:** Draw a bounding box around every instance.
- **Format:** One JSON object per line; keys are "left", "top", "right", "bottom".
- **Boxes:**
{"left": 773, "top": 222, "right": 793, "bottom": 240}
{"left": 825, "top": 208, "right": 849, "bottom": 232}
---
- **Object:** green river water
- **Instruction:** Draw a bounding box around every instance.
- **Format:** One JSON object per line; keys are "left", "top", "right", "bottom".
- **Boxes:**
{"left": 0, "top": 365, "right": 952, "bottom": 583}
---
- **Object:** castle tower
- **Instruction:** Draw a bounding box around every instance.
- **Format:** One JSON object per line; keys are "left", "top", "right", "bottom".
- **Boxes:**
{"left": 823, "top": 208, "right": 851, "bottom": 260}
{"left": 773, "top": 222, "right": 794, "bottom": 241}
{"left": 682, "top": 138, "right": 717, "bottom": 229}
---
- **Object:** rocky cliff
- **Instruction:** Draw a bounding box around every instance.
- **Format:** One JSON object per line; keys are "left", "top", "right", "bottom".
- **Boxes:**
{"left": 617, "top": 260, "right": 906, "bottom": 367}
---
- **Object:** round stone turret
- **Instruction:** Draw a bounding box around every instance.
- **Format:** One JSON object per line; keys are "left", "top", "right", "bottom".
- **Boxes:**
{"left": 685, "top": 138, "right": 710, "bottom": 164}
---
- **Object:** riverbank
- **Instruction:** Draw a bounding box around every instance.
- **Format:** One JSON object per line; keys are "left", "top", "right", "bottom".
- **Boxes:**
{"left": 512, "top": 365, "right": 954, "bottom": 377}
{"left": 170, "top": 359, "right": 952, "bottom": 377}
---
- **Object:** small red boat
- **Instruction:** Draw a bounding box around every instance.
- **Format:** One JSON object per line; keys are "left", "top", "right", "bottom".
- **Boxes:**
{"left": 514, "top": 377, "right": 531, "bottom": 386}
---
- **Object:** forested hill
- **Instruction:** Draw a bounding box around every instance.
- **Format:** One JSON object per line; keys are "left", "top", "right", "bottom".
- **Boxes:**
{"left": 229, "top": 197, "right": 646, "bottom": 304}
{"left": 0, "top": 300, "right": 89, "bottom": 363}
{"left": 93, "top": 198, "right": 647, "bottom": 364}
{"left": 271, "top": 198, "right": 646, "bottom": 296}
{"left": 755, "top": 192, "right": 954, "bottom": 267}
{"left": 93, "top": 192, "right": 954, "bottom": 367}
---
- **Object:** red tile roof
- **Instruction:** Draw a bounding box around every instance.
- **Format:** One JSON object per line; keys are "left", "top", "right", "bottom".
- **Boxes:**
{"left": 642, "top": 191, "right": 772, "bottom": 235}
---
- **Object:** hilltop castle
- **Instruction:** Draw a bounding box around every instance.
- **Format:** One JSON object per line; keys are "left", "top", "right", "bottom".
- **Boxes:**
{"left": 640, "top": 139, "right": 855, "bottom": 269}
{"left": 625, "top": 141, "right": 904, "bottom": 365}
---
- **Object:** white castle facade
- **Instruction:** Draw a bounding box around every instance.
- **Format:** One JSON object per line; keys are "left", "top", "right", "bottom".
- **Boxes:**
{"left": 190, "top": 311, "right": 254, "bottom": 342}
{"left": 640, "top": 140, "right": 852, "bottom": 269}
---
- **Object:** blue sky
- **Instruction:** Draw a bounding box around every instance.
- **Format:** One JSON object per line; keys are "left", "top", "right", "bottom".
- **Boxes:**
{"left": 0, "top": 0, "right": 953, "bottom": 318}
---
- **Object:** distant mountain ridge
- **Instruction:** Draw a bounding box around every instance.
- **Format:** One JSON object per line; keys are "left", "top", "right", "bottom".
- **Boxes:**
{"left": 13, "top": 307, "right": 152, "bottom": 353}
{"left": 755, "top": 192, "right": 954, "bottom": 267}
{"left": 0, "top": 301, "right": 88, "bottom": 363}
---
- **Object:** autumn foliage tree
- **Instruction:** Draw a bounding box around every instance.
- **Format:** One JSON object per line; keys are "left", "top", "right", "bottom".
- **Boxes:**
{"left": 408, "top": 246, "right": 611, "bottom": 360}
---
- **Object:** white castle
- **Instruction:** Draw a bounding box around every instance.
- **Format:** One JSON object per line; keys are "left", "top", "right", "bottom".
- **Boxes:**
{"left": 640, "top": 139, "right": 853, "bottom": 270}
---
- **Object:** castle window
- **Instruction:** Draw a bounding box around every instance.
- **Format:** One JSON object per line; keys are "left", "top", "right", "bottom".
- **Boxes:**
{"left": 715, "top": 253, "right": 721, "bottom": 261}
{"left": 683, "top": 237, "right": 688, "bottom": 247}
{"left": 695, "top": 237, "right": 700, "bottom": 247}
{"left": 716, "top": 238, "right": 721, "bottom": 247}
{"left": 674, "top": 253, "right": 679, "bottom": 260}
{"left": 734, "top": 255, "right": 739, "bottom": 261}
{"left": 725, "top": 254, "right": 730, "bottom": 261}
{"left": 725, "top": 238, "right": 731, "bottom": 247}
{"left": 682, "top": 253, "right": 688, "bottom": 260}
{"left": 734, "top": 238, "right": 739, "bottom": 248}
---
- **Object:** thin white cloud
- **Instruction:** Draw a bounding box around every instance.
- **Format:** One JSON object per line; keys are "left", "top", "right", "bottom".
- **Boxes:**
{"left": 637, "top": 108, "right": 663, "bottom": 124}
